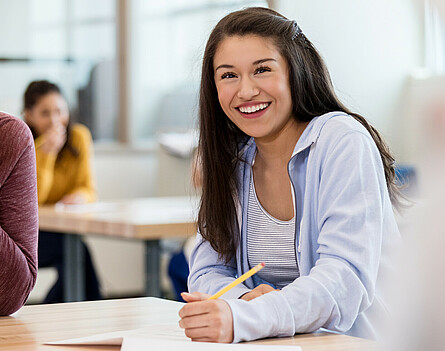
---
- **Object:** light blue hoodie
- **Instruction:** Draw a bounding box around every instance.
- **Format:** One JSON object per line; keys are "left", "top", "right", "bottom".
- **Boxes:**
{"left": 188, "top": 112, "right": 400, "bottom": 342}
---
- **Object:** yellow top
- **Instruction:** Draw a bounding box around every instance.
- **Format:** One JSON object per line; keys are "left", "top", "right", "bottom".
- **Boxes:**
{"left": 35, "top": 123, "right": 96, "bottom": 205}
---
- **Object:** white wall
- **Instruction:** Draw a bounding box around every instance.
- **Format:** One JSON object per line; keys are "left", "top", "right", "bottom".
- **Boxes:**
{"left": 275, "top": 0, "right": 425, "bottom": 162}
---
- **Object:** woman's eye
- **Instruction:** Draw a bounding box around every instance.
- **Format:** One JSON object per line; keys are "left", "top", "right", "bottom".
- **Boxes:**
{"left": 255, "top": 66, "right": 271, "bottom": 74}
{"left": 221, "top": 72, "right": 237, "bottom": 79}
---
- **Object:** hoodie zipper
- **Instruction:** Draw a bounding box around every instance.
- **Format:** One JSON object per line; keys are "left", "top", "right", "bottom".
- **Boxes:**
{"left": 288, "top": 143, "right": 314, "bottom": 262}
{"left": 288, "top": 155, "right": 300, "bottom": 268}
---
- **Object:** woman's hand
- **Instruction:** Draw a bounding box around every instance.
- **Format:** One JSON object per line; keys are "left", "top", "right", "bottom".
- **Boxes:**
{"left": 38, "top": 124, "right": 66, "bottom": 155}
{"left": 179, "top": 292, "right": 234, "bottom": 343}
{"left": 240, "top": 284, "right": 277, "bottom": 301}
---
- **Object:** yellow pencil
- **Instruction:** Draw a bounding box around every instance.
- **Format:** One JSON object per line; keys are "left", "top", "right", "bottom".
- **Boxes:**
{"left": 208, "top": 262, "right": 265, "bottom": 300}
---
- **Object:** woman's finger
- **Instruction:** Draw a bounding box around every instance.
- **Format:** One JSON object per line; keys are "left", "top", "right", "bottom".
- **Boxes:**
{"left": 181, "top": 291, "right": 210, "bottom": 302}
{"left": 179, "top": 300, "right": 214, "bottom": 318}
{"left": 179, "top": 314, "right": 212, "bottom": 329}
{"left": 183, "top": 326, "right": 209, "bottom": 340}
{"left": 240, "top": 290, "right": 261, "bottom": 301}
{"left": 190, "top": 337, "right": 212, "bottom": 343}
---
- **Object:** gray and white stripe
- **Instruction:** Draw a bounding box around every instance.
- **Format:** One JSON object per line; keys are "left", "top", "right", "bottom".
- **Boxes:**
{"left": 246, "top": 177, "right": 300, "bottom": 289}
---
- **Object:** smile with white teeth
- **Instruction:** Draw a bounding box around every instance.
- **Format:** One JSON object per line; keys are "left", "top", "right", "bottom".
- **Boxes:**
{"left": 238, "top": 103, "right": 269, "bottom": 114}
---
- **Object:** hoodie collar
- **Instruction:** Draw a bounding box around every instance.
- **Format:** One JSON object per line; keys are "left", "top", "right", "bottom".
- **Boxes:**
{"left": 291, "top": 111, "right": 349, "bottom": 157}
{"left": 241, "top": 111, "right": 349, "bottom": 165}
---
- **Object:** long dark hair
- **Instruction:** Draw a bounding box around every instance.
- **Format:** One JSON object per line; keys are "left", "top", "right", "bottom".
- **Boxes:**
{"left": 198, "top": 7, "right": 402, "bottom": 263}
{"left": 23, "top": 80, "right": 78, "bottom": 161}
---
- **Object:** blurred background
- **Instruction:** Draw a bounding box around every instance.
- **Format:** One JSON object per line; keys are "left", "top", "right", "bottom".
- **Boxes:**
{"left": 0, "top": 0, "right": 443, "bottom": 303}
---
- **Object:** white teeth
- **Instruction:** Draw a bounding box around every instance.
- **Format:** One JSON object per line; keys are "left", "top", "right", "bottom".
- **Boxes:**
{"left": 239, "top": 103, "right": 269, "bottom": 114}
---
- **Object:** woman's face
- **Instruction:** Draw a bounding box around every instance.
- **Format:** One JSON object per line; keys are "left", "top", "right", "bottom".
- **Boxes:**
{"left": 25, "top": 92, "right": 69, "bottom": 136}
{"left": 213, "top": 35, "right": 294, "bottom": 142}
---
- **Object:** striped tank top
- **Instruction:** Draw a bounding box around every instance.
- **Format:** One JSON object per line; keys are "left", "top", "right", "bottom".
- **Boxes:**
{"left": 246, "top": 175, "right": 300, "bottom": 289}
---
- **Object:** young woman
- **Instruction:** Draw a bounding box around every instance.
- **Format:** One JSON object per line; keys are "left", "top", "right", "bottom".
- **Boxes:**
{"left": 0, "top": 112, "right": 38, "bottom": 315}
{"left": 23, "top": 80, "right": 102, "bottom": 303}
{"left": 178, "top": 7, "right": 401, "bottom": 343}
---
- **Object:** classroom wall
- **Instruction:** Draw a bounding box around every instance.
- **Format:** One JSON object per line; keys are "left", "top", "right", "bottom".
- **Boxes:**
{"left": 275, "top": 0, "right": 425, "bottom": 162}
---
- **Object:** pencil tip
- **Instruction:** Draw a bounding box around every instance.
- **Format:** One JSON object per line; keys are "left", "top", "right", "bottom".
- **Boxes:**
{"left": 261, "top": 262, "right": 265, "bottom": 267}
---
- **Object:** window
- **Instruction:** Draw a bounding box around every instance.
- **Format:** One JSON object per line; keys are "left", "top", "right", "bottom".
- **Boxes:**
{"left": 0, "top": 0, "right": 117, "bottom": 139}
{"left": 0, "top": 0, "right": 269, "bottom": 142}
{"left": 425, "top": 0, "right": 445, "bottom": 74}
{"left": 128, "top": 0, "right": 269, "bottom": 141}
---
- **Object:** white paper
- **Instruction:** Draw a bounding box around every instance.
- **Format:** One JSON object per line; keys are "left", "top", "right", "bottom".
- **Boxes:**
{"left": 45, "top": 329, "right": 124, "bottom": 346}
{"left": 45, "top": 324, "right": 187, "bottom": 346}
{"left": 54, "top": 201, "right": 119, "bottom": 213}
{"left": 122, "top": 337, "right": 302, "bottom": 351}
{"left": 46, "top": 323, "right": 301, "bottom": 350}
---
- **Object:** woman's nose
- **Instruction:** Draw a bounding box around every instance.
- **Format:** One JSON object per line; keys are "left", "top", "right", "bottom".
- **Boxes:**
{"left": 237, "top": 77, "right": 260, "bottom": 100}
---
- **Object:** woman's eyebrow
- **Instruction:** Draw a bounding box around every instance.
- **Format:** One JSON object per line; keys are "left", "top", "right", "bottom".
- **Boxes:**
{"left": 215, "top": 64, "right": 234, "bottom": 72}
{"left": 215, "top": 58, "right": 277, "bottom": 72}
{"left": 252, "top": 58, "right": 276, "bottom": 65}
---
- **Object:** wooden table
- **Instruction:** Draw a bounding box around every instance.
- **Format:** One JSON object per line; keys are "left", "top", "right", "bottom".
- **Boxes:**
{"left": 38, "top": 197, "right": 198, "bottom": 302}
{"left": 0, "top": 298, "right": 377, "bottom": 351}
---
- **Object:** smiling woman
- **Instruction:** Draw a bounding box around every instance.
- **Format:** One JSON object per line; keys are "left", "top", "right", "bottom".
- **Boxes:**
{"left": 214, "top": 35, "right": 296, "bottom": 143}
{"left": 178, "top": 7, "right": 402, "bottom": 344}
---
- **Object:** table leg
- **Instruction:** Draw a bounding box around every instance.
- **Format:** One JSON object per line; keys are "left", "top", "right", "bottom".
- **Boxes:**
{"left": 63, "top": 234, "right": 86, "bottom": 302}
{"left": 145, "top": 240, "right": 161, "bottom": 297}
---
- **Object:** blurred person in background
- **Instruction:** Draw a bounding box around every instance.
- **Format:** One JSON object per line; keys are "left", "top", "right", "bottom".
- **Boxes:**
{"left": 23, "top": 80, "right": 102, "bottom": 303}
{"left": 388, "top": 2, "right": 445, "bottom": 350}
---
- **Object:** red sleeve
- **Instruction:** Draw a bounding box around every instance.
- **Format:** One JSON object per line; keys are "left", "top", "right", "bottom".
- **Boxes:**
{"left": 0, "top": 113, "right": 38, "bottom": 315}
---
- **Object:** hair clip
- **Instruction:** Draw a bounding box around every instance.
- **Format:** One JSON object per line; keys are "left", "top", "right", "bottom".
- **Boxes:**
{"left": 291, "top": 20, "right": 305, "bottom": 42}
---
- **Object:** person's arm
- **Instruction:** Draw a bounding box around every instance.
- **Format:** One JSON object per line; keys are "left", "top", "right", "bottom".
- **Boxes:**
{"left": 188, "top": 234, "right": 251, "bottom": 299}
{"left": 0, "top": 116, "right": 38, "bottom": 315}
{"left": 182, "top": 233, "right": 248, "bottom": 343}
{"left": 61, "top": 124, "right": 96, "bottom": 203}
{"left": 35, "top": 137, "right": 58, "bottom": 204}
{"left": 225, "top": 128, "right": 394, "bottom": 342}
{"left": 35, "top": 124, "right": 66, "bottom": 204}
